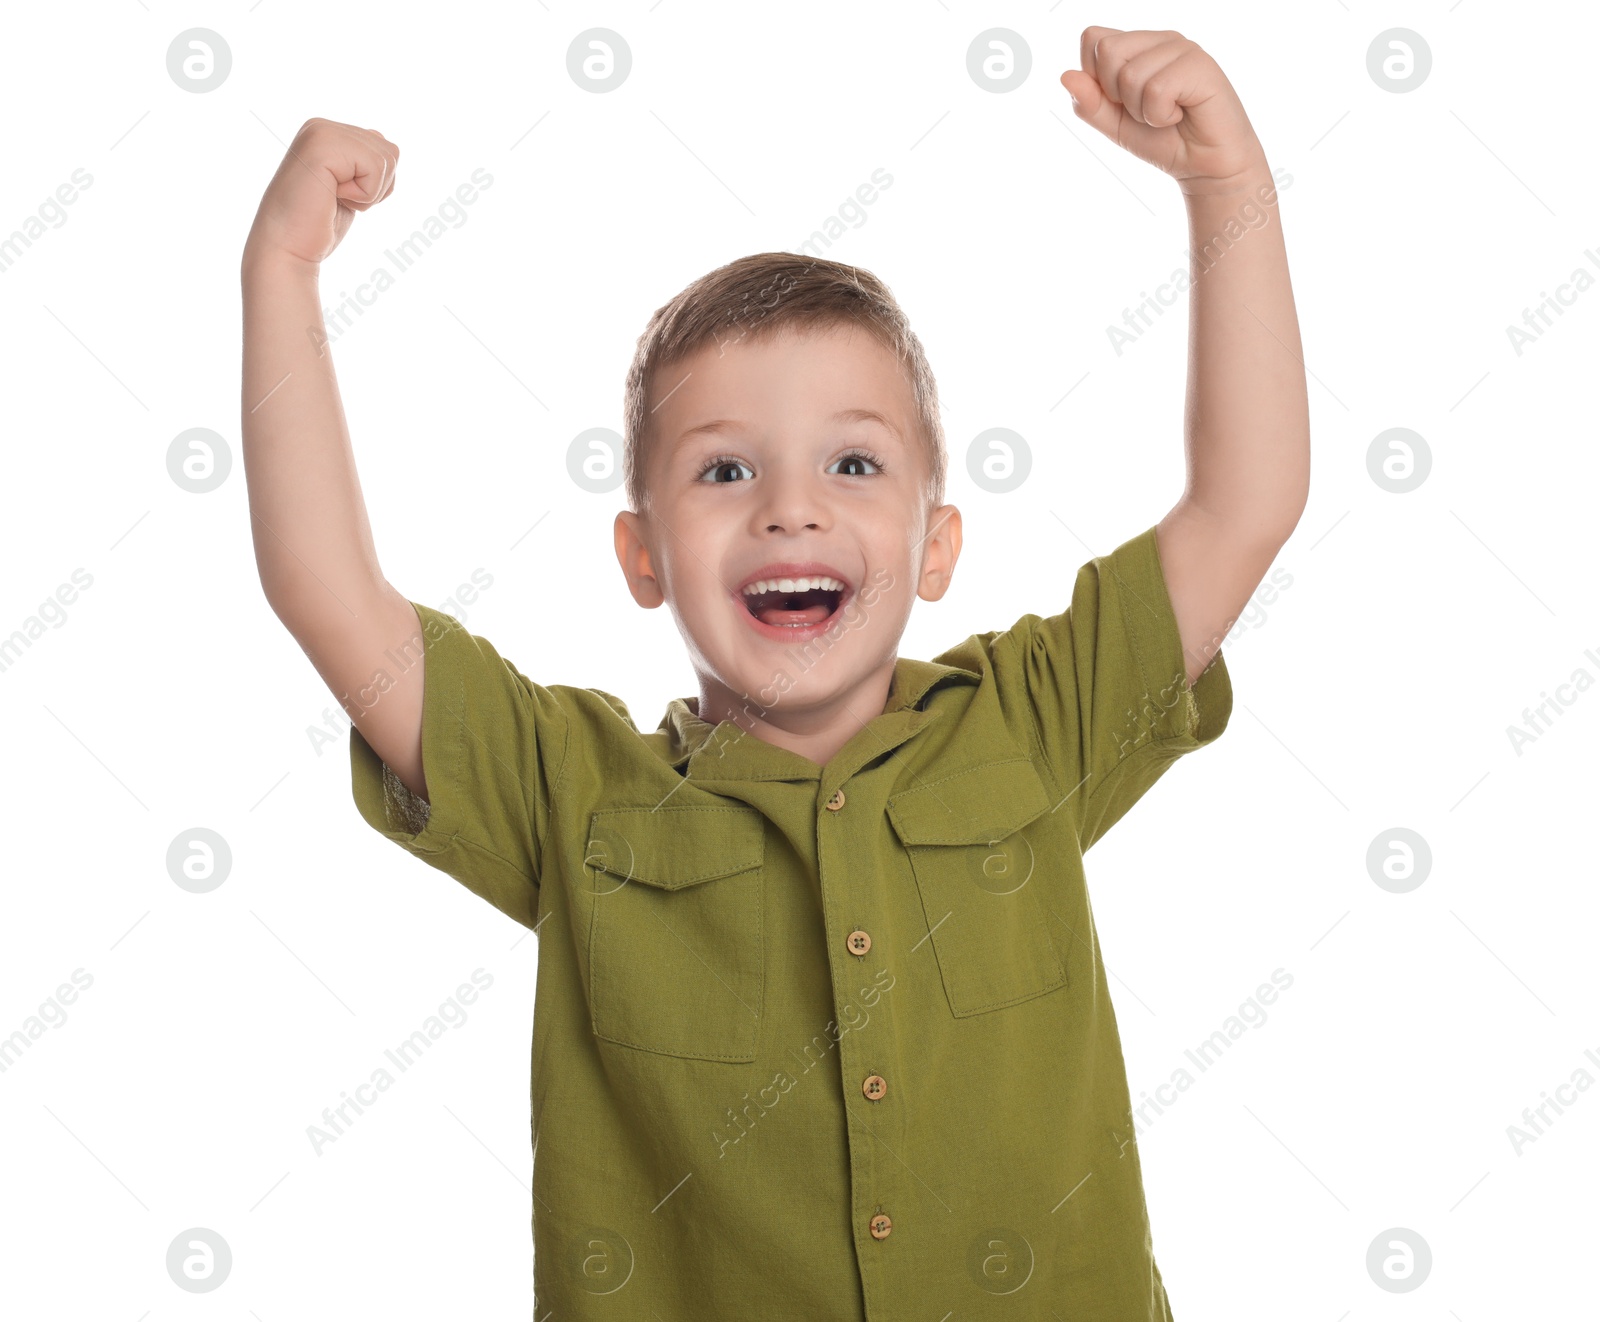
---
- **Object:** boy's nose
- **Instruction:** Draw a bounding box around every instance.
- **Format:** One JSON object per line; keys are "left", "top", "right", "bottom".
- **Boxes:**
{"left": 756, "top": 480, "right": 831, "bottom": 534}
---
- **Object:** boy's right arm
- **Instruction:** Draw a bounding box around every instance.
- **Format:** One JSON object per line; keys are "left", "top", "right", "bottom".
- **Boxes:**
{"left": 240, "top": 119, "right": 430, "bottom": 800}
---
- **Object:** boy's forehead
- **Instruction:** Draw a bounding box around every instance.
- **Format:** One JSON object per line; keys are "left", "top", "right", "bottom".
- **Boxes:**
{"left": 669, "top": 407, "right": 904, "bottom": 457}
{"left": 654, "top": 327, "right": 914, "bottom": 444}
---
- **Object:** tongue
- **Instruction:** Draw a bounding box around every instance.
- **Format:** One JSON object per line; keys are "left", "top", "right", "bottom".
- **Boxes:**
{"left": 757, "top": 601, "right": 832, "bottom": 627}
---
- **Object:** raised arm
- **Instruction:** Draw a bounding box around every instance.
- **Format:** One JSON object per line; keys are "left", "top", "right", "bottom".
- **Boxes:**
{"left": 1062, "top": 28, "right": 1311, "bottom": 685}
{"left": 241, "top": 118, "right": 431, "bottom": 798}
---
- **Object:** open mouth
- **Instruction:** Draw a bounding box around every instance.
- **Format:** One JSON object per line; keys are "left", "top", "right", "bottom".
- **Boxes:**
{"left": 741, "top": 584, "right": 845, "bottom": 629}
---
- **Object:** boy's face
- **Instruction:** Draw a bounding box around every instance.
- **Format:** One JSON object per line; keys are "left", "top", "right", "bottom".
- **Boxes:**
{"left": 613, "top": 322, "right": 962, "bottom": 726}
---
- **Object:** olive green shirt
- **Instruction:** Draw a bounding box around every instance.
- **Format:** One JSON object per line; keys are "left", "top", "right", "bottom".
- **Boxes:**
{"left": 349, "top": 522, "right": 1231, "bottom": 1319}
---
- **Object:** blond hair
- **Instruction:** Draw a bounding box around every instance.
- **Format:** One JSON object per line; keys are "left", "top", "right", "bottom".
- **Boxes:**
{"left": 622, "top": 252, "right": 945, "bottom": 517}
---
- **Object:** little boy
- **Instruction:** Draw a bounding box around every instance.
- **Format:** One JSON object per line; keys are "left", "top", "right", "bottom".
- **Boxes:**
{"left": 242, "top": 26, "right": 1308, "bottom": 1320}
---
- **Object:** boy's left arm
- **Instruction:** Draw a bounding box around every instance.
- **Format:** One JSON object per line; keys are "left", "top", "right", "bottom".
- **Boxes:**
{"left": 1063, "top": 28, "right": 1311, "bottom": 686}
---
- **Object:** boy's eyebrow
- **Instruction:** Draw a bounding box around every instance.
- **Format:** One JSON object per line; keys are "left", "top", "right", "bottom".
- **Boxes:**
{"left": 673, "top": 408, "right": 901, "bottom": 450}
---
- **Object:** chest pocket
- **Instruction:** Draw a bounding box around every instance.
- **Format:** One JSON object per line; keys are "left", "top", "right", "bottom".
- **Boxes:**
{"left": 887, "top": 758, "right": 1066, "bottom": 1018}
{"left": 584, "top": 804, "right": 765, "bottom": 1062}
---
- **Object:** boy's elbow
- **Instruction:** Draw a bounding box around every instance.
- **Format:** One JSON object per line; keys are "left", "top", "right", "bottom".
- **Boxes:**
{"left": 1256, "top": 447, "right": 1311, "bottom": 550}
{"left": 1271, "top": 487, "right": 1309, "bottom": 548}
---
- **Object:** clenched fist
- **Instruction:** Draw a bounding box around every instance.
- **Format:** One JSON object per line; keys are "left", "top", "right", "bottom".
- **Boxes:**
{"left": 243, "top": 118, "right": 400, "bottom": 268}
{"left": 1060, "top": 28, "right": 1267, "bottom": 195}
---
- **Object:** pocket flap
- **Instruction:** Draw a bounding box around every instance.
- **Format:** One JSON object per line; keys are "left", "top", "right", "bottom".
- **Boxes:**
{"left": 886, "top": 758, "right": 1053, "bottom": 846}
{"left": 586, "top": 805, "right": 765, "bottom": 890}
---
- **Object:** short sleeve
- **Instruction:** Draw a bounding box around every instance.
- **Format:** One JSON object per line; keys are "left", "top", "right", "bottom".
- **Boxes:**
{"left": 349, "top": 602, "right": 570, "bottom": 929}
{"left": 997, "top": 523, "right": 1232, "bottom": 852}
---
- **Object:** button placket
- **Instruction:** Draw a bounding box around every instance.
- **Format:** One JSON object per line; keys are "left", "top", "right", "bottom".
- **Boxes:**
{"left": 823, "top": 774, "right": 898, "bottom": 1260}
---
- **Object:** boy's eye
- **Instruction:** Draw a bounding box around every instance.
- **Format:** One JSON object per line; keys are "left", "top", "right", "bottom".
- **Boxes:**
{"left": 697, "top": 456, "right": 755, "bottom": 483}
{"left": 828, "top": 449, "right": 885, "bottom": 477}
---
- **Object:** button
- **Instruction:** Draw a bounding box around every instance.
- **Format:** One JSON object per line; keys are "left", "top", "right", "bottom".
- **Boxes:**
{"left": 869, "top": 1212, "right": 892, "bottom": 1240}
{"left": 846, "top": 929, "right": 872, "bottom": 956}
{"left": 862, "top": 1073, "right": 887, "bottom": 1101}
{"left": 825, "top": 788, "right": 846, "bottom": 812}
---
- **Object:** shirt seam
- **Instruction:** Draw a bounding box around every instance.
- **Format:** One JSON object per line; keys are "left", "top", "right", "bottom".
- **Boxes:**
{"left": 443, "top": 652, "right": 541, "bottom": 893}
{"left": 1013, "top": 646, "right": 1067, "bottom": 808}
{"left": 1078, "top": 528, "right": 1195, "bottom": 826}
{"left": 534, "top": 681, "right": 572, "bottom": 903}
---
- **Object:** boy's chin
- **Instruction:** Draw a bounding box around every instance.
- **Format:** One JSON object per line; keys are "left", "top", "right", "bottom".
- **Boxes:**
{"left": 720, "top": 653, "right": 865, "bottom": 714}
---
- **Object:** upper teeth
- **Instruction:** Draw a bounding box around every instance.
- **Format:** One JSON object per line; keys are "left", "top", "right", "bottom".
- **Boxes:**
{"left": 742, "top": 574, "right": 845, "bottom": 595}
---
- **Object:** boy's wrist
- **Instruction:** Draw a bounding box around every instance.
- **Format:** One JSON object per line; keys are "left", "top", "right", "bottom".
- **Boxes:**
{"left": 1177, "top": 152, "right": 1275, "bottom": 203}
{"left": 241, "top": 242, "right": 320, "bottom": 287}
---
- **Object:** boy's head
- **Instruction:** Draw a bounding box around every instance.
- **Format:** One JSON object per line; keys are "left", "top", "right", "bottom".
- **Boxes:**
{"left": 613, "top": 253, "right": 963, "bottom": 724}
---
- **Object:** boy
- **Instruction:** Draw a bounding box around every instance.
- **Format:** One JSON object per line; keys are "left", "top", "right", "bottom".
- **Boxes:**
{"left": 241, "top": 26, "right": 1308, "bottom": 1319}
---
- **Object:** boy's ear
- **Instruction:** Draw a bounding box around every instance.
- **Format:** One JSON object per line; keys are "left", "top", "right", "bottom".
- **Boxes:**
{"left": 916, "top": 503, "right": 963, "bottom": 603}
{"left": 613, "top": 511, "right": 665, "bottom": 608}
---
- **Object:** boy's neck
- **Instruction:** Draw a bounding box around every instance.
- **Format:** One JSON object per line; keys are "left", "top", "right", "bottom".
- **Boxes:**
{"left": 695, "top": 657, "right": 900, "bottom": 769}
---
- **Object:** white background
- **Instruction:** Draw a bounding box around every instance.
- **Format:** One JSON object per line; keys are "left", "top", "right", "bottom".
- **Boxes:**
{"left": 1, "top": 1, "right": 1595, "bottom": 1317}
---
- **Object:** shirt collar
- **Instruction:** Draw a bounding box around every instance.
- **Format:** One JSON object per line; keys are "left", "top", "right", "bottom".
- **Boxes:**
{"left": 656, "top": 655, "right": 980, "bottom": 780}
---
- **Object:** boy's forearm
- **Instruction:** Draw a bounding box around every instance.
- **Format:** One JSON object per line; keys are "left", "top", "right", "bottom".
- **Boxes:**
{"left": 241, "top": 251, "right": 388, "bottom": 625}
{"left": 1178, "top": 166, "right": 1310, "bottom": 547}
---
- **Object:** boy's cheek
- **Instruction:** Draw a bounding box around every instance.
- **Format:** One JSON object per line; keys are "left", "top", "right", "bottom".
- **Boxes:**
{"left": 857, "top": 567, "right": 895, "bottom": 609}
{"left": 838, "top": 599, "right": 869, "bottom": 630}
